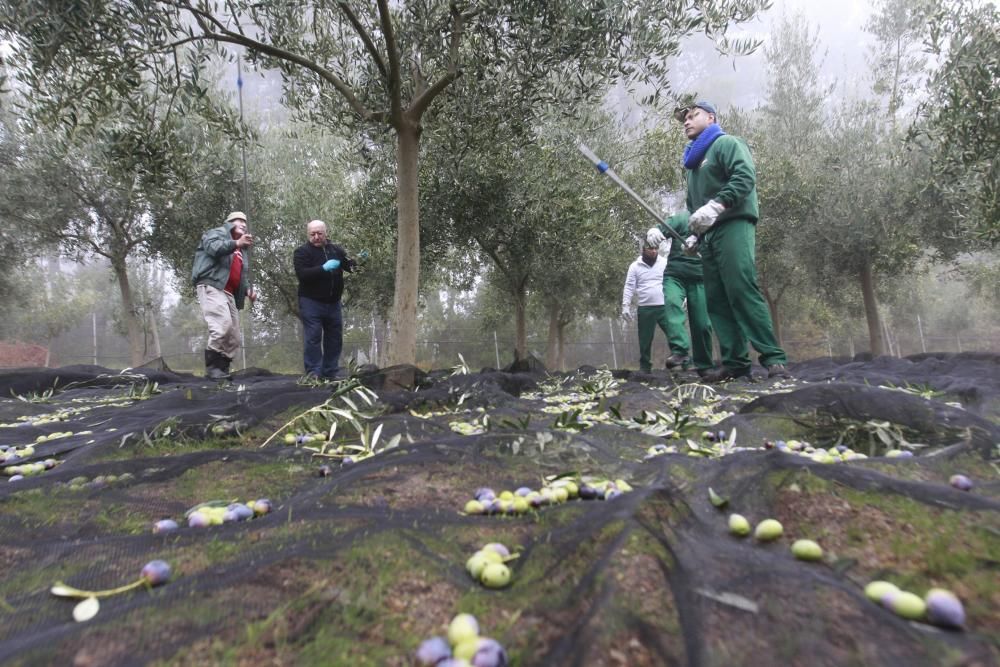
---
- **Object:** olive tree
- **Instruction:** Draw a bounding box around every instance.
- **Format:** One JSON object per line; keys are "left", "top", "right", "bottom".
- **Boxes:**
{"left": 2, "top": 0, "right": 770, "bottom": 365}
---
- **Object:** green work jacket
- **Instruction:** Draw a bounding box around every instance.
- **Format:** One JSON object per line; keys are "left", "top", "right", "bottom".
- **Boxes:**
{"left": 191, "top": 222, "right": 249, "bottom": 309}
{"left": 685, "top": 134, "right": 759, "bottom": 225}
{"left": 656, "top": 211, "right": 703, "bottom": 281}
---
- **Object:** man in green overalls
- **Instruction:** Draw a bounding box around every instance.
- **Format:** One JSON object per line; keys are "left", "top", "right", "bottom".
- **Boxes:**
{"left": 645, "top": 211, "right": 714, "bottom": 376}
{"left": 675, "top": 100, "right": 789, "bottom": 382}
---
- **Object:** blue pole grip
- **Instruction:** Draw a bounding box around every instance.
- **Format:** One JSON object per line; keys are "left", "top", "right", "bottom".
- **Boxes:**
{"left": 596, "top": 161, "right": 609, "bottom": 173}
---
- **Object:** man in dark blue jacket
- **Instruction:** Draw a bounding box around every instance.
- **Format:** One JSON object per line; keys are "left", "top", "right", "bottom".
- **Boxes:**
{"left": 293, "top": 220, "right": 356, "bottom": 379}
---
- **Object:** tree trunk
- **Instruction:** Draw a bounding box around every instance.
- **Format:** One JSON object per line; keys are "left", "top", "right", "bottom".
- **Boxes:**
{"left": 763, "top": 285, "right": 783, "bottom": 346}
{"left": 859, "top": 254, "right": 885, "bottom": 356}
{"left": 148, "top": 307, "right": 162, "bottom": 359}
{"left": 387, "top": 122, "right": 421, "bottom": 366}
{"left": 544, "top": 302, "right": 559, "bottom": 369}
{"left": 514, "top": 286, "right": 527, "bottom": 359}
{"left": 110, "top": 257, "right": 145, "bottom": 367}
{"left": 376, "top": 315, "right": 391, "bottom": 367}
{"left": 557, "top": 322, "right": 567, "bottom": 371}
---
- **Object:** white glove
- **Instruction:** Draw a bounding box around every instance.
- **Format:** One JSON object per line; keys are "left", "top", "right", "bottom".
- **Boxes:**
{"left": 657, "top": 239, "right": 672, "bottom": 257}
{"left": 683, "top": 235, "right": 700, "bottom": 255}
{"left": 646, "top": 227, "right": 666, "bottom": 247}
{"left": 689, "top": 199, "right": 725, "bottom": 235}
{"left": 620, "top": 306, "right": 633, "bottom": 322}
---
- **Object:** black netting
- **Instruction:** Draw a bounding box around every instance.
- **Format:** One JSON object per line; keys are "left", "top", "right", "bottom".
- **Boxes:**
{"left": 0, "top": 355, "right": 997, "bottom": 666}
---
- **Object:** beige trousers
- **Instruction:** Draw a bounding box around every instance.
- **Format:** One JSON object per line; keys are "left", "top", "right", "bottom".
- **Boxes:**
{"left": 197, "top": 284, "right": 241, "bottom": 359}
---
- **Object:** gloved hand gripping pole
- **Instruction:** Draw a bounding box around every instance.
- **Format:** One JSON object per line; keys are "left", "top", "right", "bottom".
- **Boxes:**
{"left": 577, "top": 142, "right": 698, "bottom": 251}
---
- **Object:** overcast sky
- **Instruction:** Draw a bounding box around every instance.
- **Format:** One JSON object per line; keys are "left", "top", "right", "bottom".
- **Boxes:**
{"left": 603, "top": 0, "right": 879, "bottom": 126}
{"left": 232, "top": 0, "right": 880, "bottom": 125}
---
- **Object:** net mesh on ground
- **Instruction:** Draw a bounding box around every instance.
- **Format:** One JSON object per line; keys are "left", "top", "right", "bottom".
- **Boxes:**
{"left": 0, "top": 354, "right": 997, "bottom": 666}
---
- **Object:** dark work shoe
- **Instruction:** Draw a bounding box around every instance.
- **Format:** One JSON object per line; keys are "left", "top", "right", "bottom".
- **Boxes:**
{"left": 204, "top": 349, "right": 231, "bottom": 380}
{"left": 664, "top": 354, "right": 690, "bottom": 370}
{"left": 701, "top": 365, "right": 752, "bottom": 383}
{"left": 766, "top": 364, "right": 792, "bottom": 379}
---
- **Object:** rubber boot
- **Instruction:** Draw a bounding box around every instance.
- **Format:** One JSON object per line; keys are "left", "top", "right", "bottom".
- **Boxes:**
{"left": 204, "top": 349, "right": 230, "bottom": 380}
{"left": 218, "top": 354, "right": 233, "bottom": 379}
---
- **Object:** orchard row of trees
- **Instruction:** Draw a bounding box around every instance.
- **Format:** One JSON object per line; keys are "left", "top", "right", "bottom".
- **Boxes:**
{"left": 0, "top": 0, "right": 996, "bottom": 369}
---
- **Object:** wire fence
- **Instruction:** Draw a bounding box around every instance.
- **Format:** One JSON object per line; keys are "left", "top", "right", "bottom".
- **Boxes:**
{"left": 9, "top": 329, "right": 1000, "bottom": 374}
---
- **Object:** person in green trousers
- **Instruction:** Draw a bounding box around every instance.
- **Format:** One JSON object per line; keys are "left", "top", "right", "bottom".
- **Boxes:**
{"left": 674, "top": 100, "right": 790, "bottom": 382}
{"left": 621, "top": 240, "right": 670, "bottom": 372}
{"left": 645, "top": 211, "right": 714, "bottom": 375}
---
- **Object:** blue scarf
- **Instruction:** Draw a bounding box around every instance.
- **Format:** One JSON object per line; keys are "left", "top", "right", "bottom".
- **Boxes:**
{"left": 682, "top": 124, "right": 725, "bottom": 169}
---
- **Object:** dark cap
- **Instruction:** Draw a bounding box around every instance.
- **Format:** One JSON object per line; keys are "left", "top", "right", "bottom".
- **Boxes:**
{"left": 673, "top": 100, "right": 718, "bottom": 123}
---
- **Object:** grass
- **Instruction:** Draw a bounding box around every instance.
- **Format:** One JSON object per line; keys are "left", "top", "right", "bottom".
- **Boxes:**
{"left": 768, "top": 470, "right": 1000, "bottom": 637}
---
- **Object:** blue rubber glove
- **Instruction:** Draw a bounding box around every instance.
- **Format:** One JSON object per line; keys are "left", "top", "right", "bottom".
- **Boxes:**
{"left": 322, "top": 259, "right": 341, "bottom": 272}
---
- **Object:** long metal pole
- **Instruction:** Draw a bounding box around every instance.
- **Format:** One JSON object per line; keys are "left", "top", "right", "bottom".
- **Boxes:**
{"left": 577, "top": 143, "right": 688, "bottom": 245}
{"left": 237, "top": 58, "right": 250, "bottom": 371}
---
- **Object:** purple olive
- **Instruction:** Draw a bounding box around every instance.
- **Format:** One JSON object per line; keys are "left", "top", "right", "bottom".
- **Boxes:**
{"left": 776, "top": 440, "right": 787, "bottom": 449}
{"left": 229, "top": 504, "right": 254, "bottom": 521}
{"left": 472, "top": 638, "right": 509, "bottom": 667}
{"left": 341, "top": 456, "right": 356, "bottom": 467}
{"left": 949, "top": 474, "right": 973, "bottom": 492}
{"left": 188, "top": 511, "right": 210, "bottom": 528}
{"left": 295, "top": 434, "right": 308, "bottom": 445}
{"left": 318, "top": 465, "right": 333, "bottom": 477}
{"left": 925, "top": 589, "right": 965, "bottom": 629}
{"left": 717, "top": 430, "right": 727, "bottom": 442}
{"left": 43, "top": 458, "right": 57, "bottom": 469}
{"left": 222, "top": 510, "right": 240, "bottom": 523}
{"left": 578, "top": 485, "right": 598, "bottom": 500}
{"left": 153, "top": 519, "right": 179, "bottom": 534}
{"left": 514, "top": 487, "right": 532, "bottom": 497}
{"left": 253, "top": 499, "right": 272, "bottom": 515}
{"left": 763, "top": 440, "right": 774, "bottom": 449}
{"left": 141, "top": 560, "right": 172, "bottom": 586}
{"left": 605, "top": 489, "right": 623, "bottom": 500}
{"left": 482, "top": 543, "right": 510, "bottom": 558}
{"left": 415, "top": 636, "right": 452, "bottom": 665}
{"left": 474, "top": 487, "right": 496, "bottom": 502}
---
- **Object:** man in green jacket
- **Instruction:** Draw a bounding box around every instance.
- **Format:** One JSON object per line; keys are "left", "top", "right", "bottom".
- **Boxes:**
{"left": 191, "top": 211, "right": 257, "bottom": 380}
{"left": 675, "top": 101, "right": 789, "bottom": 382}
{"left": 645, "top": 211, "right": 714, "bottom": 375}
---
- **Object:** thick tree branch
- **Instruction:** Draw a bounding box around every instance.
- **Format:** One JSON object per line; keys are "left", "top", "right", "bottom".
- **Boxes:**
{"left": 376, "top": 0, "right": 403, "bottom": 119}
{"left": 409, "top": 5, "right": 466, "bottom": 119}
{"left": 337, "top": 1, "right": 389, "bottom": 81}
{"left": 165, "top": 1, "right": 380, "bottom": 123}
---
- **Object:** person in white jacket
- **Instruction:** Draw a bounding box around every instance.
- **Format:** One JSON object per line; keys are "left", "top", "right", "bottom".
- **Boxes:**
{"left": 622, "top": 239, "right": 670, "bottom": 372}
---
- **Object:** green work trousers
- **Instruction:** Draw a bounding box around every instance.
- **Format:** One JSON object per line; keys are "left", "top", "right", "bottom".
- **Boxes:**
{"left": 663, "top": 275, "right": 714, "bottom": 370}
{"left": 700, "top": 219, "right": 786, "bottom": 370}
{"left": 636, "top": 305, "right": 670, "bottom": 372}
